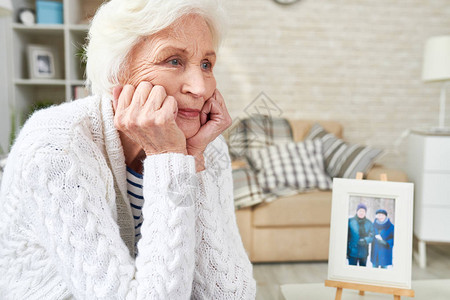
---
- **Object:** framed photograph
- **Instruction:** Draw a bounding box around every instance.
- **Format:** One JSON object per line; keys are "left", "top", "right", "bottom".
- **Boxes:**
{"left": 328, "top": 178, "right": 414, "bottom": 289}
{"left": 27, "top": 44, "right": 61, "bottom": 79}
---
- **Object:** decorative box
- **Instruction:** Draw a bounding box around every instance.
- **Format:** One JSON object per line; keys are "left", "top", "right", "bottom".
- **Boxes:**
{"left": 36, "top": 0, "right": 63, "bottom": 24}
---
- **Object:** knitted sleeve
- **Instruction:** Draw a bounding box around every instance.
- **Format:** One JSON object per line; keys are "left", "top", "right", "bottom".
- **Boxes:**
{"left": 192, "top": 136, "right": 257, "bottom": 299}
{"left": 23, "top": 141, "right": 196, "bottom": 299}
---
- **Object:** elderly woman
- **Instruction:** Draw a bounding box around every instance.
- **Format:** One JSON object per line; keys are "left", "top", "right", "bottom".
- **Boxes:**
{"left": 0, "top": 0, "right": 256, "bottom": 299}
{"left": 371, "top": 209, "right": 394, "bottom": 268}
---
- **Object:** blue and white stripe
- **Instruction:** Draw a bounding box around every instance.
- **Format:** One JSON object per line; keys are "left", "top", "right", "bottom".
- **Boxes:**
{"left": 126, "top": 166, "right": 144, "bottom": 256}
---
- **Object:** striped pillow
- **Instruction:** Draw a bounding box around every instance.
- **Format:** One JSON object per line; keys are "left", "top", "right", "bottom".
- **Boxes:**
{"left": 247, "top": 140, "right": 332, "bottom": 196}
{"left": 233, "top": 166, "right": 274, "bottom": 209}
{"left": 227, "top": 115, "right": 293, "bottom": 159}
{"left": 306, "top": 123, "right": 383, "bottom": 179}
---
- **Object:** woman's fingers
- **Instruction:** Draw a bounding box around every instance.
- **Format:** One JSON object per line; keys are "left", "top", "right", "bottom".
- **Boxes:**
{"left": 145, "top": 85, "right": 167, "bottom": 111}
{"left": 112, "top": 82, "right": 186, "bottom": 156}
{"left": 114, "top": 82, "right": 172, "bottom": 118}
{"left": 213, "top": 89, "right": 226, "bottom": 109}
{"left": 204, "top": 91, "right": 232, "bottom": 129}
{"left": 114, "top": 83, "right": 233, "bottom": 156}
{"left": 112, "top": 86, "right": 123, "bottom": 113}
{"left": 189, "top": 89, "right": 232, "bottom": 151}
{"left": 117, "top": 84, "right": 135, "bottom": 111}
{"left": 125, "top": 82, "right": 153, "bottom": 123}
{"left": 114, "top": 81, "right": 157, "bottom": 114}
{"left": 200, "top": 99, "right": 213, "bottom": 125}
{"left": 213, "top": 89, "right": 232, "bottom": 130}
{"left": 133, "top": 81, "right": 153, "bottom": 107}
{"left": 159, "top": 96, "right": 178, "bottom": 120}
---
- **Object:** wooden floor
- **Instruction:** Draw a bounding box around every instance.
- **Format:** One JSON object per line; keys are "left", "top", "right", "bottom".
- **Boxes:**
{"left": 253, "top": 243, "right": 450, "bottom": 300}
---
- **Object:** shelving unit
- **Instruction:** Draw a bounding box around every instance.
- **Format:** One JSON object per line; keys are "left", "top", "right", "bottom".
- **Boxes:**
{"left": 10, "top": 0, "right": 103, "bottom": 126}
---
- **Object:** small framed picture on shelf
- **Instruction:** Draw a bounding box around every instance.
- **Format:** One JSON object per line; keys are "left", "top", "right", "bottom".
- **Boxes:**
{"left": 27, "top": 44, "right": 61, "bottom": 79}
{"left": 327, "top": 178, "right": 414, "bottom": 289}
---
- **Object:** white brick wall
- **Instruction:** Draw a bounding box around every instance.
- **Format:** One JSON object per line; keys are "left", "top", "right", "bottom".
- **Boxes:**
{"left": 215, "top": 0, "right": 450, "bottom": 171}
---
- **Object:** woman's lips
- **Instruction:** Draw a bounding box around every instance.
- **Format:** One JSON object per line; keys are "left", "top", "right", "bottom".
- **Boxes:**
{"left": 177, "top": 109, "right": 200, "bottom": 119}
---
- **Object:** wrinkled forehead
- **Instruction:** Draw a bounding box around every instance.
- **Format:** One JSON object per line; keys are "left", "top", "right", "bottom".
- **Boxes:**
{"left": 127, "top": 14, "right": 215, "bottom": 65}
{"left": 154, "top": 14, "right": 212, "bottom": 46}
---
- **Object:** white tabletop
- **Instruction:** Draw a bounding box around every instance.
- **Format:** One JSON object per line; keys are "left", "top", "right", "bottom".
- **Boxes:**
{"left": 410, "top": 128, "right": 450, "bottom": 136}
{"left": 279, "top": 279, "right": 450, "bottom": 300}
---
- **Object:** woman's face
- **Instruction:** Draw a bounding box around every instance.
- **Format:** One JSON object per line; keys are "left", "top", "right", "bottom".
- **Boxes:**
{"left": 376, "top": 213, "right": 387, "bottom": 222}
{"left": 123, "top": 14, "right": 217, "bottom": 139}
{"left": 357, "top": 208, "right": 366, "bottom": 219}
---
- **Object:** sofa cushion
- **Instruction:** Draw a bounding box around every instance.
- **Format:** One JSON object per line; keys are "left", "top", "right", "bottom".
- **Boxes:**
{"left": 288, "top": 120, "right": 343, "bottom": 142}
{"left": 252, "top": 191, "right": 332, "bottom": 227}
{"left": 227, "top": 115, "right": 293, "bottom": 159}
{"left": 247, "top": 140, "right": 332, "bottom": 196}
{"left": 232, "top": 166, "right": 275, "bottom": 209}
{"left": 306, "top": 123, "right": 383, "bottom": 179}
{"left": 251, "top": 226, "right": 330, "bottom": 262}
{"left": 234, "top": 207, "right": 253, "bottom": 255}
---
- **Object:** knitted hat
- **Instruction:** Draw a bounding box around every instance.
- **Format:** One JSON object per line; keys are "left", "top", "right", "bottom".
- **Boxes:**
{"left": 356, "top": 203, "right": 367, "bottom": 212}
{"left": 376, "top": 209, "right": 388, "bottom": 216}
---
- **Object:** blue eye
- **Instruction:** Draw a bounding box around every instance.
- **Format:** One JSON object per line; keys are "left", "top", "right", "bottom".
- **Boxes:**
{"left": 169, "top": 59, "right": 180, "bottom": 66}
{"left": 201, "top": 61, "right": 212, "bottom": 70}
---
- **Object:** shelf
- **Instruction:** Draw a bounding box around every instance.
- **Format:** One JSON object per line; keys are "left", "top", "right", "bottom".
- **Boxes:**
{"left": 12, "top": 23, "right": 90, "bottom": 33}
{"left": 12, "top": 23, "right": 64, "bottom": 34}
{"left": 14, "top": 79, "right": 66, "bottom": 86}
{"left": 68, "top": 24, "right": 90, "bottom": 32}
{"left": 9, "top": 0, "right": 100, "bottom": 126}
{"left": 70, "top": 80, "right": 86, "bottom": 86}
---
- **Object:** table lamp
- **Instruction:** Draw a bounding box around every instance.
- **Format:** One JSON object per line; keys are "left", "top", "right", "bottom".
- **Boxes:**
{"left": 0, "top": 0, "right": 12, "bottom": 16}
{"left": 422, "top": 35, "right": 450, "bottom": 132}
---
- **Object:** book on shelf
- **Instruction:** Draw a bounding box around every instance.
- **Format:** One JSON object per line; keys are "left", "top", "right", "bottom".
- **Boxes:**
{"left": 72, "top": 85, "right": 90, "bottom": 100}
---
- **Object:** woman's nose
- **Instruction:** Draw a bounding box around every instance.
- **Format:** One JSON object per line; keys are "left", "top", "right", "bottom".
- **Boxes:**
{"left": 181, "top": 66, "right": 207, "bottom": 98}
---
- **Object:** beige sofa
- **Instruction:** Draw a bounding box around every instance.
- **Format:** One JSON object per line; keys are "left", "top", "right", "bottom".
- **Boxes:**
{"left": 233, "top": 120, "right": 408, "bottom": 263}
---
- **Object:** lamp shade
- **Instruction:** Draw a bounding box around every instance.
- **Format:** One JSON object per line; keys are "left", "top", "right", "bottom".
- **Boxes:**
{"left": 0, "top": 0, "right": 12, "bottom": 16}
{"left": 422, "top": 35, "right": 450, "bottom": 82}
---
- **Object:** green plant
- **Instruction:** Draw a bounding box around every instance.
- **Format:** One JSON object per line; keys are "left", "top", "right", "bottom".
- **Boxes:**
{"left": 5, "top": 101, "right": 54, "bottom": 154}
{"left": 8, "top": 103, "right": 17, "bottom": 153}
{"left": 75, "top": 44, "right": 87, "bottom": 73}
{"left": 28, "top": 100, "right": 55, "bottom": 117}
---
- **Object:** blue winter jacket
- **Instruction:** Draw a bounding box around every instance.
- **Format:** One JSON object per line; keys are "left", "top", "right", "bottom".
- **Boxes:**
{"left": 347, "top": 216, "right": 374, "bottom": 259}
{"left": 371, "top": 218, "right": 394, "bottom": 267}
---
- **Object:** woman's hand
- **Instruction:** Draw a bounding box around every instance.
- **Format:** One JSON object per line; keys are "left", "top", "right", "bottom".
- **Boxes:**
{"left": 112, "top": 82, "right": 187, "bottom": 156}
{"left": 186, "top": 89, "right": 232, "bottom": 170}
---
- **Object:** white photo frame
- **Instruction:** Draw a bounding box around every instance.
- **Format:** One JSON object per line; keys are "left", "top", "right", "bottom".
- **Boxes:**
{"left": 27, "top": 44, "right": 60, "bottom": 79}
{"left": 328, "top": 178, "right": 414, "bottom": 289}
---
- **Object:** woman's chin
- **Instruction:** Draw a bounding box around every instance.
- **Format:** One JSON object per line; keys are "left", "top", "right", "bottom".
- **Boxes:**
{"left": 177, "top": 119, "right": 201, "bottom": 139}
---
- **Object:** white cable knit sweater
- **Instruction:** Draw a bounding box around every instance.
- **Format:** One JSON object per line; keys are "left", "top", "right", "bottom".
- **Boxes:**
{"left": 0, "top": 95, "right": 256, "bottom": 300}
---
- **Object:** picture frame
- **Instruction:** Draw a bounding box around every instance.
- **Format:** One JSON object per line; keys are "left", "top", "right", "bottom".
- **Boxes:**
{"left": 27, "top": 44, "right": 61, "bottom": 79}
{"left": 327, "top": 178, "right": 414, "bottom": 289}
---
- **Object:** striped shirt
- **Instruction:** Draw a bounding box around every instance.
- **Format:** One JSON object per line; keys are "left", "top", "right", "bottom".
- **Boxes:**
{"left": 126, "top": 166, "right": 144, "bottom": 256}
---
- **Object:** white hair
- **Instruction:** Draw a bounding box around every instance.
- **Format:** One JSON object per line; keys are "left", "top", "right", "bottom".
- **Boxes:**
{"left": 85, "top": 0, "right": 226, "bottom": 96}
